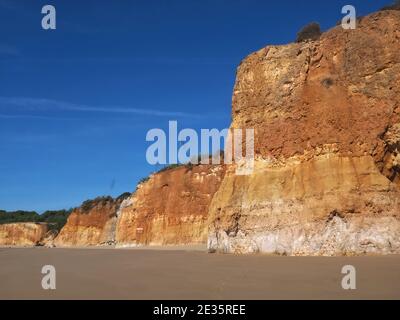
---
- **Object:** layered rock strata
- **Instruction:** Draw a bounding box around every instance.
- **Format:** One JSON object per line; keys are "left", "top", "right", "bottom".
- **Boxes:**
{"left": 208, "top": 10, "right": 400, "bottom": 255}
{"left": 116, "top": 165, "right": 225, "bottom": 246}
{"left": 54, "top": 195, "right": 129, "bottom": 247}
{"left": 0, "top": 223, "right": 48, "bottom": 246}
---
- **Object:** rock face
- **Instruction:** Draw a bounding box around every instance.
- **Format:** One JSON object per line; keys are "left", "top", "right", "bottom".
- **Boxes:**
{"left": 0, "top": 223, "right": 48, "bottom": 246}
{"left": 208, "top": 10, "right": 400, "bottom": 255}
{"left": 116, "top": 165, "right": 225, "bottom": 246}
{"left": 54, "top": 195, "right": 129, "bottom": 247}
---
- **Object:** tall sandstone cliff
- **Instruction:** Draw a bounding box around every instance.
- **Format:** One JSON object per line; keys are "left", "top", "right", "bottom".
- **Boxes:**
{"left": 0, "top": 223, "right": 48, "bottom": 246}
{"left": 53, "top": 195, "right": 128, "bottom": 247}
{"left": 208, "top": 10, "right": 400, "bottom": 255}
{"left": 116, "top": 165, "right": 225, "bottom": 246}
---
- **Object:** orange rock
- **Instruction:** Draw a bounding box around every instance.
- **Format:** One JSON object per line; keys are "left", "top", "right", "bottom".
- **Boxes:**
{"left": 208, "top": 10, "right": 400, "bottom": 255}
{"left": 116, "top": 164, "right": 225, "bottom": 246}
{"left": 0, "top": 223, "right": 48, "bottom": 246}
{"left": 54, "top": 195, "right": 128, "bottom": 247}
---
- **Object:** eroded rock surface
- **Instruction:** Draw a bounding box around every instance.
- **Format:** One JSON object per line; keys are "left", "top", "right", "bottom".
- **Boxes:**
{"left": 208, "top": 10, "right": 400, "bottom": 255}
{"left": 0, "top": 223, "right": 48, "bottom": 246}
{"left": 54, "top": 195, "right": 129, "bottom": 247}
{"left": 116, "top": 165, "right": 225, "bottom": 247}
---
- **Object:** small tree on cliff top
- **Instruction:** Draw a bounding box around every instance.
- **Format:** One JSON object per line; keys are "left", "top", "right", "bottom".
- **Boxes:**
{"left": 296, "top": 22, "right": 322, "bottom": 43}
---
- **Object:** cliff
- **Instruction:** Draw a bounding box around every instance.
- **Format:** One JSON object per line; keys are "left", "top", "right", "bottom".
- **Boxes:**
{"left": 208, "top": 10, "right": 400, "bottom": 255}
{"left": 0, "top": 223, "right": 48, "bottom": 246}
{"left": 116, "top": 164, "right": 225, "bottom": 246}
{"left": 2, "top": 9, "right": 398, "bottom": 256}
{"left": 53, "top": 195, "right": 129, "bottom": 247}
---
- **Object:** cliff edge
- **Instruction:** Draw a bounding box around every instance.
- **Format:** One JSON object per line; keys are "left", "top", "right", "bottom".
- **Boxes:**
{"left": 208, "top": 10, "right": 400, "bottom": 255}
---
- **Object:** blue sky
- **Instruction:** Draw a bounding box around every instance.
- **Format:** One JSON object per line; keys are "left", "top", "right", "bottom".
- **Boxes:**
{"left": 0, "top": 0, "right": 391, "bottom": 212}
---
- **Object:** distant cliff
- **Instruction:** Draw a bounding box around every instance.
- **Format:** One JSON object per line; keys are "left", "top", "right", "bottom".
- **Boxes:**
{"left": 0, "top": 209, "right": 71, "bottom": 232}
{"left": 116, "top": 164, "right": 225, "bottom": 246}
{"left": 0, "top": 223, "right": 48, "bottom": 246}
{"left": 52, "top": 163, "right": 225, "bottom": 248}
{"left": 53, "top": 194, "right": 130, "bottom": 247}
{"left": 0, "top": 209, "right": 70, "bottom": 246}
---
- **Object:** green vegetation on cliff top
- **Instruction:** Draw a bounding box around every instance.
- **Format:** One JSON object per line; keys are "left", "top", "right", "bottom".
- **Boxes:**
{"left": 0, "top": 209, "right": 72, "bottom": 232}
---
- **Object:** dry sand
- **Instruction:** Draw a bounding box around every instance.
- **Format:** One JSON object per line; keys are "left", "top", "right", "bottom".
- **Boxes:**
{"left": 0, "top": 247, "right": 399, "bottom": 300}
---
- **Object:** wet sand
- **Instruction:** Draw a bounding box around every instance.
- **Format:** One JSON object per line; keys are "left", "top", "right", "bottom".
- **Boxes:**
{"left": 0, "top": 247, "right": 399, "bottom": 300}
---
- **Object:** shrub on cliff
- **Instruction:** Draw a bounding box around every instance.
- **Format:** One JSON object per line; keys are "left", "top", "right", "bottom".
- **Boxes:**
{"left": 137, "top": 176, "right": 150, "bottom": 186}
{"left": 0, "top": 209, "right": 72, "bottom": 232}
{"left": 157, "top": 163, "right": 183, "bottom": 173}
{"left": 40, "top": 209, "right": 72, "bottom": 231}
{"left": 81, "top": 196, "right": 113, "bottom": 213}
{"left": 296, "top": 22, "right": 321, "bottom": 42}
{"left": 116, "top": 192, "right": 131, "bottom": 202}
{"left": 0, "top": 210, "right": 40, "bottom": 224}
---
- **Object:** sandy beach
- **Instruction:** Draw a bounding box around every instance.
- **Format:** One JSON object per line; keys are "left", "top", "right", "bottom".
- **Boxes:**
{"left": 0, "top": 247, "right": 399, "bottom": 300}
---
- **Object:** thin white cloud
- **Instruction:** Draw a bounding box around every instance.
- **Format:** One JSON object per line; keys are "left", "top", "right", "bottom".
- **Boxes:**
{"left": 0, "top": 97, "right": 202, "bottom": 118}
{"left": 0, "top": 113, "right": 76, "bottom": 121}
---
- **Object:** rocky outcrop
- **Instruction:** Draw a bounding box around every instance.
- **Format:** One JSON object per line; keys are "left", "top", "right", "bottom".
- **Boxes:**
{"left": 116, "top": 165, "right": 225, "bottom": 247}
{"left": 208, "top": 10, "right": 400, "bottom": 255}
{"left": 54, "top": 195, "right": 129, "bottom": 247}
{"left": 0, "top": 223, "right": 48, "bottom": 246}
